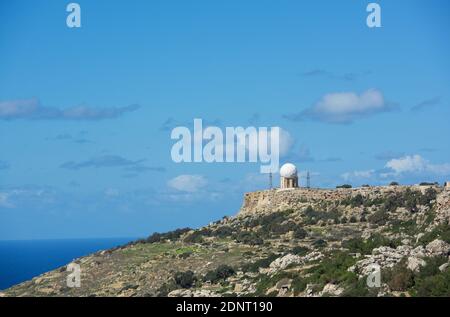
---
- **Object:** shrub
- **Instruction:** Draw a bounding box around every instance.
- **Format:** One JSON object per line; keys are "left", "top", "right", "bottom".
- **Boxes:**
{"left": 213, "top": 226, "right": 234, "bottom": 238}
{"left": 204, "top": 265, "right": 235, "bottom": 283}
{"left": 303, "top": 206, "right": 341, "bottom": 225}
{"left": 390, "top": 219, "right": 418, "bottom": 236}
{"left": 368, "top": 209, "right": 389, "bottom": 225}
{"left": 306, "top": 252, "right": 357, "bottom": 288}
{"left": 234, "top": 231, "right": 264, "bottom": 245}
{"left": 349, "top": 216, "right": 357, "bottom": 223}
{"left": 291, "top": 246, "right": 310, "bottom": 256}
{"left": 342, "top": 234, "right": 393, "bottom": 255}
{"left": 146, "top": 228, "right": 192, "bottom": 243}
{"left": 383, "top": 262, "right": 414, "bottom": 291}
{"left": 293, "top": 227, "right": 307, "bottom": 239}
{"left": 312, "top": 239, "right": 327, "bottom": 248}
{"left": 291, "top": 276, "right": 307, "bottom": 295}
{"left": 241, "top": 253, "right": 278, "bottom": 273}
{"left": 174, "top": 271, "right": 196, "bottom": 288}
{"left": 419, "top": 182, "right": 437, "bottom": 186}
{"left": 265, "top": 221, "right": 297, "bottom": 236}
{"left": 413, "top": 269, "right": 450, "bottom": 297}
{"left": 389, "top": 181, "right": 399, "bottom": 186}
{"left": 350, "top": 194, "right": 364, "bottom": 207}
{"left": 156, "top": 281, "right": 178, "bottom": 296}
{"left": 183, "top": 231, "right": 204, "bottom": 244}
{"left": 342, "top": 278, "right": 378, "bottom": 297}
{"left": 336, "top": 184, "right": 352, "bottom": 189}
{"left": 417, "top": 256, "right": 448, "bottom": 278}
{"left": 418, "top": 224, "right": 450, "bottom": 245}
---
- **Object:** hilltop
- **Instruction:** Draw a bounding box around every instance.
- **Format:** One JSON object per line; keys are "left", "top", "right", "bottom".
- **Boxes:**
{"left": 1, "top": 184, "right": 450, "bottom": 297}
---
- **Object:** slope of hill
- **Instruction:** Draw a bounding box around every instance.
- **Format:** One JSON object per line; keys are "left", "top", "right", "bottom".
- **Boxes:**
{"left": 2, "top": 185, "right": 450, "bottom": 297}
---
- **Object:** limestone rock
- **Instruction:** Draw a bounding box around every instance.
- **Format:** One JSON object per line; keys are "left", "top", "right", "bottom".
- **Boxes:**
{"left": 321, "top": 283, "right": 344, "bottom": 297}
{"left": 269, "top": 254, "right": 301, "bottom": 272}
{"left": 168, "top": 289, "right": 220, "bottom": 297}
{"left": 268, "top": 252, "right": 323, "bottom": 274}
{"left": 439, "top": 263, "right": 449, "bottom": 272}
{"left": 425, "top": 239, "right": 450, "bottom": 256}
{"left": 407, "top": 256, "right": 426, "bottom": 272}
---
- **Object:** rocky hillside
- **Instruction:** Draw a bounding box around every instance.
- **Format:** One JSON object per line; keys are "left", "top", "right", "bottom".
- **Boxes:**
{"left": 2, "top": 185, "right": 450, "bottom": 297}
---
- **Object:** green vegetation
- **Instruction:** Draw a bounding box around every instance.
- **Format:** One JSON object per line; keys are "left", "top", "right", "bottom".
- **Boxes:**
{"left": 341, "top": 278, "right": 378, "bottom": 297}
{"left": 305, "top": 251, "right": 357, "bottom": 289}
{"left": 312, "top": 239, "right": 328, "bottom": 248}
{"left": 174, "top": 271, "right": 196, "bottom": 288}
{"left": 252, "top": 271, "right": 306, "bottom": 297}
{"left": 183, "top": 231, "right": 205, "bottom": 244}
{"left": 418, "top": 224, "right": 450, "bottom": 245}
{"left": 131, "top": 228, "right": 192, "bottom": 244}
{"left": 382, "top": 257, "right": 450, "bottom": 296}
{"left": 302, "top": 205, "right": 341, "bottom": 225}
{"left": 342, "top": 234, "right": 396, "bottom": 255}
{"left": 336, "top": 184, "right": 352, "bottom": 189}
{"left": 293, "top": 227, "right": 307, "bottom": 239}
{"left": 413, "top": 269, "right": 450, "bottom": 297}
{"left": 389, "top": 219, "right": 419, "bottom": 236}
{"left": 241, "top": 253, "right": 278, "bottom": 273}
{"left": 155, "top": 281, "right": 178, "bottom": 296}
{"left": 383, "top": 261, "right": 415, "bottom": 291}
{"left": 347, "top": 194, "right": 364, "bottom": 207}
{"left": 234, "top": 231, "right": 264, "bottom": 245}
{"left": 383, "top": 188, "right": 437, "bottom": 213}
{"left": 368, "top": 209, "right": 389, "bottom": 225}
{"left": 419, "top": 182, "right": 438, "bottom": 186}
{"left": 204, "top": 265, "right": 236, "bottom": 283}
{"left": 291, "top": 246, "right": 310, "bottom": 256}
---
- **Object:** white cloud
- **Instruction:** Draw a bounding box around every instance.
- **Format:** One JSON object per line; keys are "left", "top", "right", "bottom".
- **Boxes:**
{"left": 0, "top": 192, "right": 14, "bottom": 208}
{"left": 167, "top": 174, "right": 208, "bottom": 193}
{"left": 287, "top": 89, "right": 393, "bottom": 124}
{"left": 385, "top": 155, "right": 450, "bottom": 176}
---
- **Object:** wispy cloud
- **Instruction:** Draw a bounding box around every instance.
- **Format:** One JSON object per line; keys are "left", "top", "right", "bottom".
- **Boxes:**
{"left": 284, "top": 89, "right": 395, "bottom": 124}
{"left": 0, "top": 185, "right": 57, "bottom": 209}
{"left": 301, "top": 69, "right": 371, "bottom": 81}
{"left": 60, "top": 155, "right": 165, "bottom": 174}
{"left": 320, "top": 157, "right": 342, "bottom": 162}
{"left": 374, "top": 150, "right": 405, "bottom": 161}
{"left": 0, "top": 192, "right": 13, "bottom": 208}
{"left": 46, "top": 132, "right": 93, "bottom": 144}
{"left": 167, "top": 175, "right": 208, "bottom": 193}
{"left": 0, "top": 98, "right": 140, "bottom": 121}
{"left": 411, "top": 96, "right": 441, "bottom": 111}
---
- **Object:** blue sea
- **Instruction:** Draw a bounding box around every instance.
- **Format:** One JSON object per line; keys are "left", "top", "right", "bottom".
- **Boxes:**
{"left": 0, "top": 238, "right": 135, "bottom": 291}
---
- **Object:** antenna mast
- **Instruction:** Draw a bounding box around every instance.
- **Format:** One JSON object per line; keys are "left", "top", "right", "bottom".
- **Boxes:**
{"left": 306, "top": 171, "right": 311, "bottom": 189}
{"left": 269, "top": 172, "right": 273, "bottom": 189}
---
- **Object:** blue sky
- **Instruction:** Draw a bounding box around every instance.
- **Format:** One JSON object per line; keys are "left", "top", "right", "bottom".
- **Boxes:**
{"left": 1, "top": 0, "right": 449, "bottom": 240}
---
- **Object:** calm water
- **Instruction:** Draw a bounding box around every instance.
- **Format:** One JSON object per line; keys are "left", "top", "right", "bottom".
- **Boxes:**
{"left": 0, "top": 238, "right": 135, "bottom": 290}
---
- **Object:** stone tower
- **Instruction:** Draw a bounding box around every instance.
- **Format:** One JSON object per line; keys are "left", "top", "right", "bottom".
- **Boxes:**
{"left": 280, "top": 163, "right": 298, "bottom": 189}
